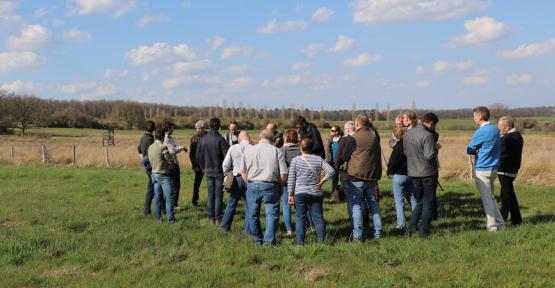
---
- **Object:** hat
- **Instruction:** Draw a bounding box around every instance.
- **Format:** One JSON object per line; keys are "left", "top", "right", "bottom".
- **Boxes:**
{"left": 195, "top": 120, "right": 206, "bottom": 129}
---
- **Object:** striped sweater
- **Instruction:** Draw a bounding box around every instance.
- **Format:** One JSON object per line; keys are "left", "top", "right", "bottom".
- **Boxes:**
{"left": 287, "top": 154, "right": 335, "bottom": 197}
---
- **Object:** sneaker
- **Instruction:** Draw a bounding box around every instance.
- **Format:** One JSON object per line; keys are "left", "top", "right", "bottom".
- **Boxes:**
{"left": 286, "top": 230, "right": 293, "bottom": 237}
{"left": 396, "top": 223, "right": 405, "bottom": 230}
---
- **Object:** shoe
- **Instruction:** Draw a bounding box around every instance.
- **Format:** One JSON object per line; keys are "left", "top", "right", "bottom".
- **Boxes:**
{"left": 215, "top": 220, "right": 222, "bottom": 226}
{"left": 191, "top": 200, "right": 198, "bottom": 206}
{"left": 286, "top": 230, "right": 293, "bottom": 237}
{"left": 396, "top": 223, "right": 405, "bottom": 230}
{"left": 351, "top": 237, "right": 363, "bottom": 243}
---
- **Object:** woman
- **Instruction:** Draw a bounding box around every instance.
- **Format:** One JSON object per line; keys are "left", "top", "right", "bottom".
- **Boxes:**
{"left": 281, "top": 129, "right": 301, "bottom": 237}
{"left": 387, "top": 126, "right": 416, "bottom": 229}
{"left": 287, "top": 138, "right": 335, "bottom": 245}
{"left": 326, "top": 126, "right": 343, "bottom": 201}
{"left": 163, "top": 120, "right": 187, "bottom": 210}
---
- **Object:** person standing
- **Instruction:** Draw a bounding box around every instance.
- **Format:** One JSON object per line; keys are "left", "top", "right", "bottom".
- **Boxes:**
{"left": 387, "top": 126, "right": 416, "bottom": 229}
{"left": 497, "top": 116, "right": 523, "bottom": 226}
{"left": 241, "top": 129, "right": 288, "bottom": 245}
{"left": 196, "top": 117, "right": 230, "bottom": 225}
{"left": 281, "top": 129, "right": 301, "bottom": 236}
{"left": 403, "top": 111, "right": 418, "bottom": 129}
{"left": 467, "top": 106, "right": 505, "bottom": 232}
{"left": 296, "top": 116, "right": 325, "bottom": 159}
{"left": 326, "top": 126, "right": 343, "bottom": 202}
{"left": 148, "top": 127, "right": 176, "bottom": 224}
{"left": 344, "top": 114, "right": 383, "bottom": 241}
{"left": 224, "top": 120, "right": 240, "bottom": 146}
{"left": 138, "top": 120, "right": 161, "bottom": 216}
{"left": 189, "top": 120, "right": 207, "bottom": 206}
{"left": 221, "top": 131, "right": 252, "bottom": 234}
{"left": 287, "top": 138, "right": 335, "bottom": 245}
{"left": 267, "top": 123, "right": 284, "bottom": 148}
{"left": 163, "top": 120, "right": 187, "bottom": 210}
{"left": 403, "top": 113, "right": 440, "bottom": 238}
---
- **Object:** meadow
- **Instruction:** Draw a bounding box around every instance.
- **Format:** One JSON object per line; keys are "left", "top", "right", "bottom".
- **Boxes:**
{"left": 1, "top": 164, "right": 554, "bottom": 287}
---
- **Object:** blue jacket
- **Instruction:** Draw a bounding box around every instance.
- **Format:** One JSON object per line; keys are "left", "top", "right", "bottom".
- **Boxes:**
{"left": 467, "top": 123, "right": 501, "bottom": 171}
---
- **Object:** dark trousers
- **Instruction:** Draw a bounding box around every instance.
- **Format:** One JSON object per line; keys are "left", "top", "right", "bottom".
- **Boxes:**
{"left": 144, "top": 168, "right": 164, "bottom": 215}
{"left": 498, "top": 175, "right": 522, "bottom": 225}
{"left": 294, "top": 194, "right": 326, "bottom": 245}
{"left": 192, "top": 170, "right": 204, "bottom": 204}
{"left": 206, "top": 174, "right": 224, "bottom": 221}
{"left": 408, "top": 176, "right": 438, "bottom": 238}
{"left": 169, "top": 165, "right": 181, "bottom": 206}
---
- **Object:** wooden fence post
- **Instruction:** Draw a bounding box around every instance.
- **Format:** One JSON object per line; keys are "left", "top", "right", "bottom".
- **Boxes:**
{"left": 72, "top": 145, "right": 76, "bottom": 166}
{"left": 10, "top": 145, "right": 14, "bottom": 161}
{"left": 41, "top": 144, "right": 47, "bottom": 164}
{"left": 104, "top": 147, "right": 110, "bottom": 168}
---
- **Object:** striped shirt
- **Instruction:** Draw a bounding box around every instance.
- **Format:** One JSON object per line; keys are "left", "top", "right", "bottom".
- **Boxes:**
{"left": 288, "top": 154, "right": 335, "bottom": 197}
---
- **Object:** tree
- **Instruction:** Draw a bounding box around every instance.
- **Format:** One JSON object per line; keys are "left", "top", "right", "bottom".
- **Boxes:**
{"left": 114, "top": 101, "right": 145, "bottom": 129}
{"left": 2, "top": 92, "right": 42, "bottom": 136}
{"left": 489, "top": 103, "right": 510, "bottom": 121}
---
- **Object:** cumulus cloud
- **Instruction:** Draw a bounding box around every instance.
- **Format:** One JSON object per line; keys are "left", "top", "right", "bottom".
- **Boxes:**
{"left": 67, "top": 0, "right": 139, "bottom": 17}
{"left": 127, "top": 42, "right": 195, "bottom": 65}
{"left": 162, "top": 75, "right": 255, "bottom": 91}
{"left": 416, "top": 80, "right": 430, "bottom": 88}
{"left": 343, "top": 53, "right": 381, "bottom": 67}
{"left": 0, "top": 51, "right": 47, "bottom": 73}
{"left": 7, "top": 24, "right": 53, "bottom": 51}
{"left": 257, "top": 20, "right": 308, "bottom": 33}
{"left": 462, "top": 69, "right": 494, "bottom": 86}
{"left": 312, "top": 7, "right": 335, "bottom": 22}
{"left": 327, "top": 35, "right": 354, "bottom": 53}
{"left": 506, "top": 74, "right": 532, "bottom": 85}
{"left": 497, "top": 37, "right": 555, "bottom": 59}
{"left": 221, "top": 46, "right": 253, "bottom": 60}
{"left": 433, "top": 60, "right": 473, "bottom": 73}
{"left": 174, "top": 59, "right": 213, "bottom": 75}
{"left": 351, "top": 0, "right": 490, "bottom": 24}
{"left": 61, "top": 81, "right": 117, "bottom": 99}
{"left": 206, "top": 36, "right": 225, "bottom": 50}
{"left": 301, "top": 43, "right": 325, "bottom": 57}
{"left": 136, "top": 14, "right": 170, "bottom": 27}
{"left": 63, "top": 28, "right": 91, "bottom": 42}
{"left": 0, "top": 80, "right": 36, "bottom": 93}
{"left": 446, "top": 17, "right": 509, "bottom": 48}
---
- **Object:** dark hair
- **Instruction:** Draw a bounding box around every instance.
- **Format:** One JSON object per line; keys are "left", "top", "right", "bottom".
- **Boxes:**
{"left": 229, "top": 120, "right": 238, "bottom": 125}
{"left": 422, "top": 112, "right": 439, "bottom": 124}
{"left": 154, "top": 127, "right": 165, "bottom": 141}
{"left": 331, "top": 125, "right": 343, "bottom": 136}
{"left": 285, "top": 129, "right": 298, "bottom": 144}
{"left": 295, "top": 116, "right": 307, "bottom": 126}
{"left": 145, "top": 120, "right": 155, "bottom": 133}
{"left": 473, "top": 106, "right": 490, "bottom": 121}
{"left": 300, "top": 138, "right": 313, "bottom": 153}
{"left": 209, "top": 117, "right": 221, "bottom": 130}
{"left": 355, "top": 113, "right": 370, "bottom": 127}
{"left": 162, "top": 119, "right": 176, "bottom": 133}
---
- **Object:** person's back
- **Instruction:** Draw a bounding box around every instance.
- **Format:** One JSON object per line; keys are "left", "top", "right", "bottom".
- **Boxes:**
{"left": 288, "top": 154, "right": 334, "bottom": 197}
{"left": 197, "top": 130, "right": 229, "bottom": 175}
{"left": 282, "top": 143, "right": 301, "bottom": 167}
{"left": 403, "top": 124, "right": 438, "bottom": 177}
{"left": 347, "top": 126, "right": 382, "bottom": 181}
{"left": 243, "top": 141, "right": 284, "bottom": 182}
{"left": 148, "top": 140, "right": 172, "bottom": 175}
{"left": 499, "top": 130, "right": 523, "bottom": 175}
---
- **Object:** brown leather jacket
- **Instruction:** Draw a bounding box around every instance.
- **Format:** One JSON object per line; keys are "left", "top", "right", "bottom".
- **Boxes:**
{"left": 347, "top": 126, "right": 382, "bottom": 181}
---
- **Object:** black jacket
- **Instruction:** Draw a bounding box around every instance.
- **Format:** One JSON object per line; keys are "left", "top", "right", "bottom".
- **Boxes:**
{"left": 334, "top": 135, "right": 356, "bottom": 180}
{"left": 387, "top": 139, "right": 407, "bottom": 176}
{"left": 281, "top": 144, "right": 301, "bottom": 167}
{"left": 195, "top": 130, "right": 229, "bottom": 175}
{"left": 499, "top": 130, "right": 523, "bottom": 174}
{"left": 299, "top": 122, "right": 325, "bottom": 159}
{"left": 137, "top": 132, "right": 154, "bottom": 156}
{"left": 189, "top": 131, "right": 206, "bottom": 171}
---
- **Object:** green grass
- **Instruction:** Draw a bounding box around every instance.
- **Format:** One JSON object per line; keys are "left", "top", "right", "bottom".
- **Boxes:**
{"left": 1, "top": 165, "right": 554, "bottom": 287}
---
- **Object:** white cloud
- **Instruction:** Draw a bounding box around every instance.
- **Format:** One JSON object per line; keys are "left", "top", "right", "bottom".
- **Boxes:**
{"left": 291, "top": 62, "right": 311, "bottom": 71}
{"left": 301, "top": 43, "right": 325, "bottom": 57}
{"left": 506, "top": 74, "right": 532, "bottom": 85}
{"left": 162, "top": 75, "right": 255, "bottom": 91}
{"left": 447, "top": 17, "right": 509, "bottom": 48}
{"left": 433, "top": 60, "right": 473, "bottom": 73}
{"left": 343, "top": 53, "right": 381, "bottom": 67}
{"left": 497, "top": 37, "right": 555, "bottom": 59}
{"left": 312, "top": 7, "right": 335, "bottom": 22}
{"left": 0, "top": 1, "right": 23, "bottom": 31}
{"left": 222, "top": 64, "right": 249, "bottom": 74}
{"left": 416, "top": 80, "right": 430, "bottom": 88}
{"left": 462, "top": 69, "right": 494, "bottom": 86}
{"left": 7, "top": 24, "right": 53, "bottom": 51}
{"left": 126, "top": 42, "right": 195, "bottom": 65}
{"left": 61, "top": 81, "right": 117, "bottom": 99}
{"left": 67, "top": 0, "right": 139, "bottom": 17}
{"left": 327, "top": 35, "right": 354, "bottom": 53}
{"left": 136, "top": 14, "right": 170, "bottom": 27}
{"left": 0, "top": 51, "right": 47, "bottom": 73}
{"left": 104, "top": 69, "right": 129, "bottom": 79}
{"left": 206, "top": 36, "right": 225, "bottom": 50}
{"left": 31, "top": 8, "right": 48, "bottom": 19}
{"left": 262, "top": 75, "right": 302, "bottom": 88}
{"left": 257, "top": 20, "right": 308, "bottom": 34}
{"left": 0, "top": 80, "right": 36, "bottom": 93}
{"left": 351, "top": 0, "right": 490, "bottom": 24}
{"left": 63, "top": 28, "right": 91, "bottom": 42}
{"left": 221, "top": 46, "right": 252, "bottom": 60}
{"left": 174, "top": 59, "right": 213, "bottom": 75}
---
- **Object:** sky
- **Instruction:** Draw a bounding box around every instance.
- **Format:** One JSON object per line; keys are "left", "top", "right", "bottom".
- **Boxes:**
{"left": 1, "top": 0, "right": 555, "bottom": 110}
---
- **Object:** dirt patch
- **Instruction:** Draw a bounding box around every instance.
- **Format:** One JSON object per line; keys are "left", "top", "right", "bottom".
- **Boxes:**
{"left": 43, "top": 266, "right": 82, "bottom": 278}
{"left": 304, "top": 267, "right": 329, "bottom": 283}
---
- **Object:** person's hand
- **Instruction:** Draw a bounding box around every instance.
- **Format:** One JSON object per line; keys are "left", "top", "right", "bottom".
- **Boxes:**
{"left": 288, "top": 195, "right": 295, "bottom": 205}
{"left": 315, "top": 183, "right": 322, "bottom": 190}
{"left": 436, "top": 143, "right": 442, "bottom": 150}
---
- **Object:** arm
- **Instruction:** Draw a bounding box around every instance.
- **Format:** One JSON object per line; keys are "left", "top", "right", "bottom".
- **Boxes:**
{"left": 222, "top": 148, "right": 233, "bottom": 174}
{"left": 220, "top": 138, "right": 230, "bottom": 161}
{"left": 277, "top": 149, "right": 288, "bottom": 191}
{"left": 316, "top": 160, "right": 335, "bottom": 190}
{"left": 387, "top": 144, "right": 402, "bottom": 175}
{"left": 422, "top": 134, "right": 438, "bottom": 161}
{"left": 287, "top": 159, "right": 297, "bottom": 196}
{"left": 466, "top": 130, "right": 483, "bottom": 155}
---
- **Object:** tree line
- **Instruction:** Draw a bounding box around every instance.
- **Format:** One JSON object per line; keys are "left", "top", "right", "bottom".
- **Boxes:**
{"left": 1, "top": 90, "right": 554, "bottom": 135}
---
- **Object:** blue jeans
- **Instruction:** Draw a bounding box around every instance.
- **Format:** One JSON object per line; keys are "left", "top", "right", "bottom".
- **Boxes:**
{"left": 206, "top": 174, "right": 224, "bottom": 221}
{"left": 281, "top": 186, "right": 293, "bottom": 232}
{"left": 246, "top": 182, "right": 280, "bottom": 245}
{"left": 151, "top": 173, "right": 175, "bottom": 223}
{"left": 221, "top": 176, "right": 251, "bottom": 234}
{"left": 347, "top": 180, "right": 382, "bottom": 239}
{"left": 294, "top": 194, "right": 325, "bottom": 245}
{"left": 408, "top": 176, "right": 438, "bottom": 238}
{"left": 341, "top": 176, "right": 368, "bottom": 226}
{"left": 392, "top": 174, "right": 417, "bottom": 227}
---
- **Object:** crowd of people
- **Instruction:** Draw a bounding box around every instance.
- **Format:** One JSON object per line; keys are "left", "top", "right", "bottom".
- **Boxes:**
{"left": 137, "top": 106, "right": 524, "bottom": 245}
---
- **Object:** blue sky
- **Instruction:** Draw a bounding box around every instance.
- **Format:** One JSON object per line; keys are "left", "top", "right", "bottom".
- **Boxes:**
{"left": 1, "top": 0, "right": 554, "bottom": 110}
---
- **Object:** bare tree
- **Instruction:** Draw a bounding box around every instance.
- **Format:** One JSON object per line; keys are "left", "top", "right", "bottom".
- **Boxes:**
{"left": 2, "top": 92, "right": 42, "bottom": 136}
{"left": 489, "top": 103, "right": 510, "bottom": 121}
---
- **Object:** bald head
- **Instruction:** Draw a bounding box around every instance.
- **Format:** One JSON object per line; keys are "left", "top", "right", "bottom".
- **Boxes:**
{"left": 259, "top": 129, "right": 274, "bottom": 142}
{"left": 239, "top": 131, "right": 250, "bottom": 142}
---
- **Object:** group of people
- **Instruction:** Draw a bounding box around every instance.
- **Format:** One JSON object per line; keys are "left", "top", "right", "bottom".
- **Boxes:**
{"left": 137, "top": 106, "right": 524, "bottom": 245}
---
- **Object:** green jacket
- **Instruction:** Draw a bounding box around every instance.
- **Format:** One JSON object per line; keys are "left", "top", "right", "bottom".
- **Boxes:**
{"left": 147, "top": 140, "right": 175, "bottom": 174}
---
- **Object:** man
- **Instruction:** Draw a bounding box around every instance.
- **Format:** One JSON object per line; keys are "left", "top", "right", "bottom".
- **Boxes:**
{"left": 266, "top": 123, "right": 284, "bottom": 148}
{"left": 137, "top": 120, "right": 162, "bottom": 216}
{"left": 221, "top": 131, "right": 252, "bottom": 234}
{"left": 189, "top": 120, "right": 207, "bottom": 206}
{"left": 343, "top": 114, "right": 383, "bottom": 241}
{"left": 148, "top": 127, "right": 176, "bottom": 224}
{"left": 224, "top": 120, "right": 240, "bottom": 146}
{"left": 326, "top": 126, "right": 343, "bottom": 202}
{"left": 403, "top": 111, "right": 418, "bottom": 129}
{"left": 296, "top": 116, "right": 325, "bottom": 159}
{"left": 196, "top": 117, "right": 230, "bottom": 225}
{"left": 241, "top": 129, "right": 288, "bottom": 245}
{"left": 467, "top": 106, "right": 505, "bottom": 232}
{"left": 404, "top": 113, "right": 440, "bottom": 238}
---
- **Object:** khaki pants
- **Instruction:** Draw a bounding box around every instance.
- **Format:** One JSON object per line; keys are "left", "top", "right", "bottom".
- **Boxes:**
{"left": 475, "top": 170, "right": 505, "bottom": 231}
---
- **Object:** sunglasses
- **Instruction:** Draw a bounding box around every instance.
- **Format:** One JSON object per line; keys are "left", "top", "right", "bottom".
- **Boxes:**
{"left": 330, "top": 130, "right": 337, "bottom": 133}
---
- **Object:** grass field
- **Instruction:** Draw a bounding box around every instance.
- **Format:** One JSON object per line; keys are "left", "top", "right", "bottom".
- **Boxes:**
{"left": 1, "top": 164, "right": 554, "bottom": 287}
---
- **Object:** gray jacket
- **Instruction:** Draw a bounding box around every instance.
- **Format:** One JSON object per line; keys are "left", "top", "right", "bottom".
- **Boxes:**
{"left": 403, "top": 124, "right": 438, "bottom": 177}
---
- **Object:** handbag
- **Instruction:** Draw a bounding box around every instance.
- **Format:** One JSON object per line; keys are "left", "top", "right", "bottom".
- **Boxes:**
{"left": 223, "top": 171, "right": 236, "bottom": 193}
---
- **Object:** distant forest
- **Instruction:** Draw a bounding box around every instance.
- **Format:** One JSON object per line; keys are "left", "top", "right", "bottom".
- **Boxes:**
{"left": 1, "top": 90, "right": 554, "bottom": 135}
